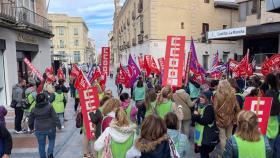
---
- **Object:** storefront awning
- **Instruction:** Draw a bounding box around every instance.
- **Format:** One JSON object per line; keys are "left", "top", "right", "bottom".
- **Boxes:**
{"left": 207, "top": 22, "right": 280, "bottom": 40}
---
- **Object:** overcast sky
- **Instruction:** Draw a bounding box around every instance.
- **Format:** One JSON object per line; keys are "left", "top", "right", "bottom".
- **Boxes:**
{"left": 49, "top": 0, "right": 125, "bottom": 54}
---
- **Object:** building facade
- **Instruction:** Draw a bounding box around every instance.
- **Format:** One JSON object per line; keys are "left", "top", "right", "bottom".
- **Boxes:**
{"left": 0, "top": 0, "right": 53, "bottom": 106}
{"left": 85, "top": 38, "right": 96, "bottom": 64}
{"left": 48, "top": 14, "right": 89, "bottom": 64}
{"left": 112, "top": 0, "right": 239, "bottom": 69}
{"left": 208, "top": 0, "right": 280, "bottom": 66}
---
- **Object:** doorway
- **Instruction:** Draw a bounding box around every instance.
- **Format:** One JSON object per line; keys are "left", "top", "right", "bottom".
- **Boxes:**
{"left": 0, "top": 50, "right": 6, "bottom": 105}
{"left": 17, "top": 51, "right": 32, "bottom": 82}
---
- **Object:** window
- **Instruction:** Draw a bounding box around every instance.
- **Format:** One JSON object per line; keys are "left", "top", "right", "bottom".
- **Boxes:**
{"left": 202, "top": 23, "right": 209, "bottom": 42}
{"left": 59, "top": 40, "right": 64, "bottom": 48}
{"left": 204, "top": 0, "right": 209, "bottom": 3}
{"left": 223, "top": 52, "right": 229, "bottom": 63}
{"left": 74, "top": 51, "right": 80, "bottom": 63}
{"left": 140, "top": 15, "right": 144, "bottom": 33}
{"left": 58, "top": 51, "right": 65, "bottom": 56}
{"left": 223, "top": 25, "right": 227, "bottom": 29}
{"left": 203, "top": 54, "right": 209, "bottom": 70}
{"left": 74, "top": 40, "right": 79, "bottom": 46}
{"left": 74, "top": 28, "right": 78, "bottom": 35}
{"left": 58, "top": 27, "right": 64, "bottom": 36}
{"left": 181, "top": 22, "right": 184, "bottom": 29}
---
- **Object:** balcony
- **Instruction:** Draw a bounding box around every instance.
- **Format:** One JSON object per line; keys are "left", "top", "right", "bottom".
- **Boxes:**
{"left": 138, "top": 34, "right": 143, "bottom": 44}
{"left": 0, "top": 3, "right": 53, "bottom": 38}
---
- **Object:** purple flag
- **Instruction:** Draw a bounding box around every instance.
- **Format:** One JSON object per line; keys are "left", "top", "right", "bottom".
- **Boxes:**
{"left": 128, "top": 54, "right": 141, "bottom": 85}
{"left": 212, "top": 51, "right": 219, "bottom": 68}
{"left": 190, "top": 37, "right": 206, "bottom": 74}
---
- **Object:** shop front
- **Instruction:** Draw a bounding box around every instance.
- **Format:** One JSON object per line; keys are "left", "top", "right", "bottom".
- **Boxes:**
{"left": 0, "top": 39, "right": 6, "bottom": 106}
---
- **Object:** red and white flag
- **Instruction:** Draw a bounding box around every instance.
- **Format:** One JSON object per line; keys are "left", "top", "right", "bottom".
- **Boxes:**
{"left": 75, "top": 69, "right": 90, "bottom": 90}
{"left": 150, "top": 57, "right": 160, "bottom": 75}
{"left": 144, "top": 55, "right": 152, "bottom": 77}
{"left": 70, "top": 64, "right": 80, "bottom": 78}
{"left": 138, "top": 56, "right": 144, "bottom": 69}
{"left": 57, "top": 67, "right": 65, "bottom": 80}
{"left": 162, "top": 36, "right": 186, "bottom": 87}
{"left": 158, "top": 57, "right": 165, "bottom": 72}
{"left": 23, "top": 58, "right": 44, "bottom": 81}
{"left": 101, "top": 47, "right": 110, "bottom": 76}
{"left": 78, "top": 87, "right": 100, "bottom": 139}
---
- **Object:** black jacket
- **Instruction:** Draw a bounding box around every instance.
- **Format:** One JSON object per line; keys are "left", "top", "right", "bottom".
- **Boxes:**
{"left": 140, "top": 141, "right": 171, "bottom": 158}
{"left": 28, "top": 101, "right": 61, "bottom": 131}
{"left": 265, "top": 89, "right": 280, "bottom": 116}
{"left": 0, "top": 126, "right": 12, "bottom": 156}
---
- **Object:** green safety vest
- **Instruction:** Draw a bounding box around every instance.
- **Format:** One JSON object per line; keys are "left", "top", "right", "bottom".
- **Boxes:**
{"left": 125, "top": 104, "right": 132, "bottom": 122}
{"left": 234, "top": 135, "right": 266, "bottom": 158}
{"left": 194, "top": 105, "right": 206, "bottom": 146}
{"left": 134, "top": 87, "right": 145, "bottom": 101}
{"left": 52, "top": 92, "right": 65, "bottom": 113}
{"left": 266, "top": 116, "right": 279, "bottom": 139}
{"left": 75, "top": 90, "right": 80, "bottom": 99}
{"left": 25, "top": 93, "right": 36, "bottom": 113}
{"left": 156, "top": 101, "right": 172, "bottom": 119}
{"left": 145, "top": 101, "right": 156, "bottom": 117}
{"left": 111, "top": 134, "right": 134, "bottom": 158}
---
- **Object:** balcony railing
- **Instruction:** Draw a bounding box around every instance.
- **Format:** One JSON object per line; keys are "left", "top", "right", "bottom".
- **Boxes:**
{"left": 0, "top": 3, "right": 51, "bottom": 33}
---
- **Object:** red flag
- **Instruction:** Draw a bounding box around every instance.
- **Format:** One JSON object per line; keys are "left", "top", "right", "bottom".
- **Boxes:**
{"left": 90, "top": 68, "right": 101, "bottom": 84}
{"left": 150, "top": 57, "right": 160, "bottom": 74}
{"left": 138, "top": 56, "right": 144, "bottom": 69}
{"left": 261, "top": 54, "right": 280, "bottom": 75}
{"left": 45, "top": 67, "right": 55, "bottom": 83}
{"left": 236, "top": 49, "right": 250, "bottom": 77}
{"left": 117, "top": 64, "right": 130, "bottom": 88}
{"left": 100, "top": 72, "right": 107, "bottom": 91}
{"left": 158, "top": 57, "right": 165, "bottom": 72}
{"left": 75, "top": 70, "right": 90, "bottom": 90}
{"left": 144, "top": 55, "right": 152, "bottom": 77}
{"left": 162, "top": 36, "right": 186, "bottom": 87}
{"left": 57, "top": 67, "right": 65, "bottom": 80}
{"left": 70, "top": 64, "right": 80, "bottom": 78}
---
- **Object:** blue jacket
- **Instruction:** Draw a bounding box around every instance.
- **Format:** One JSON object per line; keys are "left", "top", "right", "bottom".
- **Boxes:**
{"left": 167, "top": 129, "right": 190, "bottom": 158}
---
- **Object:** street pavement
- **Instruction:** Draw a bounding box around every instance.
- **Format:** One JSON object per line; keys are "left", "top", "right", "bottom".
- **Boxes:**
{"left": 6, "top": 76, "right": 220, "bottom": 158}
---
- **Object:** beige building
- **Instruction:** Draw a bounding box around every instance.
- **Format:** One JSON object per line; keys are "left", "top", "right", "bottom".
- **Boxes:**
{"left": 112, "top": 0, "right": 239, "bottom": 69}
{"left": 48, "top": 14, "right": 89, "bottom": 64}
{"left": 0, "top": 0, "right": 53, "bottom": 106}
{"left": 85, "top": 38, "right": 96, "bottom": 64}
{"left": 208, "top": 0, "right": 280, "bottom": 65}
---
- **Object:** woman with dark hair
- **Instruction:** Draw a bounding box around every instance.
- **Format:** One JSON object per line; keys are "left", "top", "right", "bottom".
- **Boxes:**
{"left": 165, "top": 112, "right": 190, "bottom": 158}
{"left": 115, "top": 68, "right": 123, "bottom": 96}
{"left": 126, "top": 115, "right": 179, "bottom": 158}
{"left": 264, "top": 73, "right": 280, "bottom": 157}
{"left": 134, "top": 79, "right": 146, "bottom": 126}
{"left": 144, "top": 89, "right": 157, "bottom": 117}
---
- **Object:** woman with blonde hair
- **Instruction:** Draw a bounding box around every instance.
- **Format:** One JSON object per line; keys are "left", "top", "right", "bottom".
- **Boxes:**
{"left": 223, "top": 110, "right": 272, "bottom": 158}
{"left": 213, "top": 80, "right": 240, "bottom": 152}
{"left": 94, "top": 108, "right": 136, "bottom": 158}
{"left": 156, "top": 86, "right": 177, "bottom": 119}
{"left": 101, "top": 98, "right": 120, "bottom": 132}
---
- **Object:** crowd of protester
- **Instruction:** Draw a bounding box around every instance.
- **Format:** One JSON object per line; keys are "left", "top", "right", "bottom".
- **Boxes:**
{"left": 1, "top": 68, "right": 279, "bottom": 158}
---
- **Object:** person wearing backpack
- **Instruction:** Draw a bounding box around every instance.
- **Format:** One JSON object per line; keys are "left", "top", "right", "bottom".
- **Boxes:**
{"left": 192, "top": 93, "right": 219, "bottom": 158}
{"left": 94, "top": 108, "right": 137, "bottom": 158}
{"left": 52, "top": 87, "right": 65, "bottom": 129}
{"left": 12, "top": 78, "right": 26, "bottom": 134}
{"left": 22, "top": 81, "right": 37, "bottom": 133}
{"left": 133, "top": 79, "right": 146, "bottom": 126}
{"left": 264, "top": 73, "right": 280, "bottom": 157}
{"left": 165, "top": 112, "right": 190, "bottom": 158}
{"left": 223, "top": 110, "right": 272, "bottom": 158}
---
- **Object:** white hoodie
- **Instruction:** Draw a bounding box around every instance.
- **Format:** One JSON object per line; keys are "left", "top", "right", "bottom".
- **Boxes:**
{"left": 94, "top": 120, "right": 137, "bottom": 152}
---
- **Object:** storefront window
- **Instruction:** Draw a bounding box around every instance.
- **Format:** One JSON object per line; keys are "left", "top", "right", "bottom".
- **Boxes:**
{"left": 0, "top": 51, "right": 6, "bottom": 105}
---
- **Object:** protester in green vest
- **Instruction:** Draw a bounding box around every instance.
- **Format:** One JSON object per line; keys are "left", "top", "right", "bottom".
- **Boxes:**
{"left": 155, "top": 86, "right": 177, "bottom": 119}
{"left": 144, "top": 89, "right": 157, "bottom": 117}
{"left": 22, "top": 81, "right": 37, "bottom": 133}
{"left": 94, "top": 108, "right": 137, "bottom": 158}
{"left": 52, "top": 89, "right": 65, "bottom": 128}
{"left": 120, "top": 93, "right": 137, "bottom": 123}
{"left": 74, "top": 88, "right": 79, "bottom": 113}
{"left": 192, "top": 93, "right": 218, "bottom": 158}
{"left": 133, "top": 79, "right": 146, "bottom": 126}
{"left": 264, "top": 73, "right": 280, "bottom": 157}
{"left": 101, "top": 98, "right": 120, "bottom": 132}
{"left": 223, "top": 110, "right": 272, "bottom": 158}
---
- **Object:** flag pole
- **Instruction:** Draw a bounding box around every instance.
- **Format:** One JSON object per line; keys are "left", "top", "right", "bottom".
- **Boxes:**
{"left": 185, "top": 51, "right": 192, "bottom": 86}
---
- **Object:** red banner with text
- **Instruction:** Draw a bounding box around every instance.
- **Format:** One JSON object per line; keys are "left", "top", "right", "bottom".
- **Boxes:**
{"left": 23, "top": 58, "right": 44, "bottom": 81}
{"left": 79, "top": 87, "right": 100, "bottom": 139}
{"left": 101, "top": 47, "right": 110, "bottom": 76}
{"left": 243, "top": 97, "right": 273, "bottom": 135}
{"left": 158, "top": 57, "right": 165, "bottom": 72}
{"left": 162, "top": 36, "right": 185, "bottom": 87}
